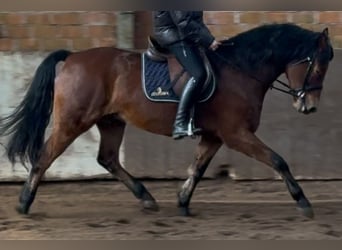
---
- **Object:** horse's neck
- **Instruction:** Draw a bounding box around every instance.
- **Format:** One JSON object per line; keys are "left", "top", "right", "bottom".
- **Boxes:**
{"left": 253, "top": 66, "right": 284, "bottom": 88}
{"left": 236, "top": 65, "right": 285, "bottom": 105}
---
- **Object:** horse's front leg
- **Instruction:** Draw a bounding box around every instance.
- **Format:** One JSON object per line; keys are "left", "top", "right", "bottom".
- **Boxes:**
{"left": 221, "top": 129, "right": 314, "bottom": 219}
{"left": 177, "top": 134, "right": 222, "bottom": 216}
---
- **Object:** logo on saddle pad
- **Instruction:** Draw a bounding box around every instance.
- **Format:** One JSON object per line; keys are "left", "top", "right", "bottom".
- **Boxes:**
{"left": 141, "top": 52, "right": 216, "bottom": 103}
{"left": 151, "top": 87, "right": 170, "bottom": 97}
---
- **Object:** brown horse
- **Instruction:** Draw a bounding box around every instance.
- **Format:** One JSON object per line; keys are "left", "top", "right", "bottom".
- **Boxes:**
{"left": 0, "top": 23, "right": 334, "bottom": 218}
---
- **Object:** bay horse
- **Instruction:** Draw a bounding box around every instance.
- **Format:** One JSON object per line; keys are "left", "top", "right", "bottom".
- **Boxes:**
{"left": 0, "top": 23, "right": 334, "bottom": 218}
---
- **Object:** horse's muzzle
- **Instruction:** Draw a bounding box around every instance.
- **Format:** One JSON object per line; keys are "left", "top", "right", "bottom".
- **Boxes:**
{"left": 302, "top": 106, "right": 317, "bottom": 114}
{"left": 293, "top": 99, "right": 318, "bottom": 114}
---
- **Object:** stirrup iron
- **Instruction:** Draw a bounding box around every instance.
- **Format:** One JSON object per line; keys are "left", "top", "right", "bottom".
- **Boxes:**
{"left": 187, "top": 107, "right": 201, "bottom": 138}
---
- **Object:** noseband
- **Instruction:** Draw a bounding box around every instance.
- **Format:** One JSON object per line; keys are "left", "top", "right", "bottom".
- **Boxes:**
{"left": 270, "top": 55, "right": 322, "bottom": 99}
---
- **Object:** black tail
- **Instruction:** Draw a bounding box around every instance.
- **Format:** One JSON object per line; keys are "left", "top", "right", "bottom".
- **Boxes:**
{"left": 0, "top": 49, "right": 72, "bottom": 167}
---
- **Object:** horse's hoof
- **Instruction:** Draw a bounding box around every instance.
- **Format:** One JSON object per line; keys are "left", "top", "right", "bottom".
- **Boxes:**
{"left": 179, "top": 206, "right": 195, "bottom": 217}
{"left": 141, "top": 200, "right": 159, "bottom": 212}
{"left": 16, "top": 204, "right": 29, "bottom": 215}
{"left": 298, "top": 206, "right": 315, "bottom": 219}
{"left": 297, "top": 198, "right": 314, "bottom": 219}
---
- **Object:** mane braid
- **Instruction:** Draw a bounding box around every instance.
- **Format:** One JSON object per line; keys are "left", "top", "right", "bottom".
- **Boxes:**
{"left": 210, "top": 23, "right": 321, "bottom": 75}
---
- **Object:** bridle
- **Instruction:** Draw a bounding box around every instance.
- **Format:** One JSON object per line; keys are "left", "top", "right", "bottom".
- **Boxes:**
{"left": 270, "top": 55, "right": 322, "bottom": 100}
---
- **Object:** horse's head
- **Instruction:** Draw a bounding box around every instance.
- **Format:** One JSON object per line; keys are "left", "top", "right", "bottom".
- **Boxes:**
{"left": 285, "top": 28, "right": 334, "bottom": 114}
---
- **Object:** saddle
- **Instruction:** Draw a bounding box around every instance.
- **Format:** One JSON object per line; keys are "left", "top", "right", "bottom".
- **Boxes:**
{"left": 142, "top": 36, "right": 216, "bottom": 103}
{"left": 145, "top": 36, "right": 170, "bottom": 62}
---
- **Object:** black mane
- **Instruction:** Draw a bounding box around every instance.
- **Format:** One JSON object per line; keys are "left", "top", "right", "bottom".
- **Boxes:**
{"left": 209, "top": 23, "right": 322, "bottom": 74}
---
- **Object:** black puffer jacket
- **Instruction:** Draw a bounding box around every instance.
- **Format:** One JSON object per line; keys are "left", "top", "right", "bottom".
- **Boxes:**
{"left": 153, "top": 11, "right": 215, "bottom": 48}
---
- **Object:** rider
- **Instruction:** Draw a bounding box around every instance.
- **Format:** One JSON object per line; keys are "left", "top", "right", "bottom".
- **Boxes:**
{"left": 153, "top": 11, "right": 221, "bottom": 140}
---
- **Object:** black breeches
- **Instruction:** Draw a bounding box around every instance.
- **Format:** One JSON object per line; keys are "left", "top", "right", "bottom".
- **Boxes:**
{"left": 168, "top": 42, "right": 207, "bottom": 89}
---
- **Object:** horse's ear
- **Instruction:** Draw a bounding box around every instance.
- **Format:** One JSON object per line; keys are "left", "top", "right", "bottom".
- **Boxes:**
{"left": 322, "top": 27, "right": 329, "bottom": 37}
{"left": 318, "top": 27, "right": 329, "bottom": 49}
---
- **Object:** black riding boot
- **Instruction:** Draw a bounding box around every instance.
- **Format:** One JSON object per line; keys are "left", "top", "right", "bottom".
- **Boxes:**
{"left": 172, "top": 77, "right": 202, "bottom": 140}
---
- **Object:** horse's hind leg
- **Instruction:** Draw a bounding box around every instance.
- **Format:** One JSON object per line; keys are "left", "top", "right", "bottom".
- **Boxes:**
{"left": 222, "top": 129, "right": 314, "bottom": 219}
{"left": 178, "top": 134, "right": 222, "bottom": 216}
{"left": 17, "top": 127, "right": 83, "bottom": 214}
{"left": 96, "top": 116, "right": 159, "bottom": 212}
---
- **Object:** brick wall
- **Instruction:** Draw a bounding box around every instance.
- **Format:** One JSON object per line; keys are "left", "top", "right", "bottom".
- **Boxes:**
{"left": 134, "top": 11, "right": 153, "bottom": 49}
{"left": 0, "top": 11, "right": 117, "bottom": 51}
{"left": 0, "top": 11, "right": 341, "bottom": 51}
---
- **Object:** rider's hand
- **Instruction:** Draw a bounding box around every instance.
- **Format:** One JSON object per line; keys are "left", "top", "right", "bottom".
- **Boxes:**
{"left": 209, "top": 40, "right": 222, "bottom": 51}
